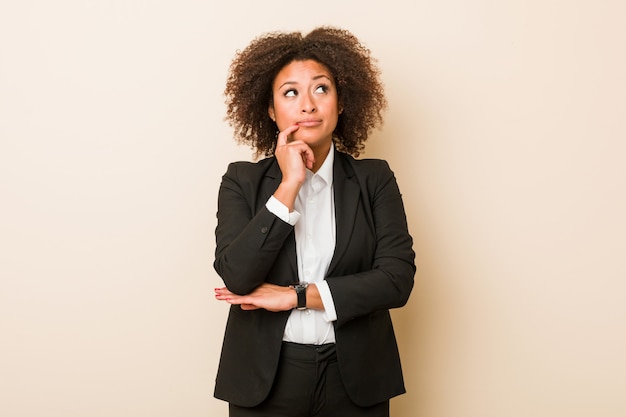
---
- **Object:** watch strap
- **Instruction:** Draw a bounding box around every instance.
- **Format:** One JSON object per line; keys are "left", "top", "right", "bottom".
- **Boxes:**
{"left": 291, "top": 282, "right": 308, "bottom": 310}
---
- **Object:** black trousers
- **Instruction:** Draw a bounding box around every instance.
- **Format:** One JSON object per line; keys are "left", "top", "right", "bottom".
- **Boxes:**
{"left": 229, "top": 342, "right": 390, "bottom": 417}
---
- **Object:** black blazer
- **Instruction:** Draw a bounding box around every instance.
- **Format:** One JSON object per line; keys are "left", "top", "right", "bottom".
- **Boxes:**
{"left": 213, "top": 149, "right": 415, "bottom": 407}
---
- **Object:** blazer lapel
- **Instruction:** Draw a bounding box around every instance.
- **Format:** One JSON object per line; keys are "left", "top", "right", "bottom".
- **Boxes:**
{"left": 328, "top": 152, "right": 360, "bottom": 276}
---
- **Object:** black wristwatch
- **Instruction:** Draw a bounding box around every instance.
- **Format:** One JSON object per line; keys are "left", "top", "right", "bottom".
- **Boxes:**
{"left": 290, "top": 282, "right": 309, "bottom": 310}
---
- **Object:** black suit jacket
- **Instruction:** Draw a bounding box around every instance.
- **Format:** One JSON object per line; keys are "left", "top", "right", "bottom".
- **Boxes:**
{"left": 213, "top": 150, "right": 415, "bottom": 407}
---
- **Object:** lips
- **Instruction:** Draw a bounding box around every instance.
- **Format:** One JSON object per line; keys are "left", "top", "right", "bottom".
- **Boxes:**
{"left": 296, "top": 119, "right": 322, "bottom": 127}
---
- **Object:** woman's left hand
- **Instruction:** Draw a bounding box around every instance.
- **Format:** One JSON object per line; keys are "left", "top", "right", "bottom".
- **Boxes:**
{"left": 214, "top": 283, "right": 297, "bottom": 312}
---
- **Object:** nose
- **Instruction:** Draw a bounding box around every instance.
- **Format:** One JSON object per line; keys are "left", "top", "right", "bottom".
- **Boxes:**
{"left": 301, "top": 92, "right": 316, "bottom": 113}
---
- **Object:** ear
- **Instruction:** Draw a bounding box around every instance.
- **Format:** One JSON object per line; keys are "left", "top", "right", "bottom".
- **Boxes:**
{"left": 268, "top": 104, "right": 275, "bottom": 122}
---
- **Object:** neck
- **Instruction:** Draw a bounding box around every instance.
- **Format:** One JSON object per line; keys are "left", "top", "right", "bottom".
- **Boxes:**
{"left": 310, "top": 143, "right": 332, "bottom": 173}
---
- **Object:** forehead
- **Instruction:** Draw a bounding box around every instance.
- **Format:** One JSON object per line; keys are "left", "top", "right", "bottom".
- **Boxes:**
{"left": 273, "top": 59, "right": 334, "bottom": 84}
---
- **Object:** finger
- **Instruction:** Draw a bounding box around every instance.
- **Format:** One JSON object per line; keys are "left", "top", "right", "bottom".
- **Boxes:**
{"left": 224, "top": 294, "right": 247, "bottom": 305}
{"left": 276, "top": 124, "right": 300, "bottom": 146}
{"left": 214, "top": 287, "right": 233, "bottom": 296}
{"left": 301, "top": 147, "right": 315, "bottom": 170}
{"left": 215, "top": 293, "right": 230, "bottom": 301}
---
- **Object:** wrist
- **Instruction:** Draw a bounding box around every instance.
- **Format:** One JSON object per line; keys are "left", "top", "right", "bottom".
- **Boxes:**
{"left": 273, "top": 182, "right": 301, "bottom": 211}
{"left": 289, "top": 281, "right": 309, "bottom": 310}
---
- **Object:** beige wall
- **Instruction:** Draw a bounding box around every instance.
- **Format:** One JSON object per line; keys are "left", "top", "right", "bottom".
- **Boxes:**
{"left": 1, "top": 1, "right": 624, "bottom": 416}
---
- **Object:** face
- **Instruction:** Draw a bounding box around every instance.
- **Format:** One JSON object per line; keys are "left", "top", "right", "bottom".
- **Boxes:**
{"left": 269, "top": 59, "right": 341, "bottom": 152}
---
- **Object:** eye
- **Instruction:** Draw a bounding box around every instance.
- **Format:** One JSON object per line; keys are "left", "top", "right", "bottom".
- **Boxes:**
{"left": 314, "top": 85, "right": 329, "bottom": 94}
{"left": 284, "top": 89, "right": 297, "bottom": 97}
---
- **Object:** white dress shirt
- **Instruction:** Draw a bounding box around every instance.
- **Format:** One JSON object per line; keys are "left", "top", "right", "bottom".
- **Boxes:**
{"left": 265, "top": 145, "right": 337, "bottom": 345}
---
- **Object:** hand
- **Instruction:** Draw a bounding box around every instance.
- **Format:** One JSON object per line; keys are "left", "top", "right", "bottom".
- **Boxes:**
{"left": 214, "top": 283, "right": 297, "bottom": 312}
{"left": 272, "top": 125, "right": 315, "bottom": 210}
{"left": 274, "top": 124, "right": 315, "bottom": 186}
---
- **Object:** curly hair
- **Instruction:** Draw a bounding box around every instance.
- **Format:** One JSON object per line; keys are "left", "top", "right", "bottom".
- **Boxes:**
{"left": 224, "top": 26, "right": 387, "bottom": 158}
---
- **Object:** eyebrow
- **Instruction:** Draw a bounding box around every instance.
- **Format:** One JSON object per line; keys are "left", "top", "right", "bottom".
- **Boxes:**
{"left": 278, "top": 74, "right": 332, "bottom": 90}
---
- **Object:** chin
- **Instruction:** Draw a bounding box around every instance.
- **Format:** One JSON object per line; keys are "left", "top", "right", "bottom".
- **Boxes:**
{"left": 297, "top": 133, "right": 332, "bottom": 148}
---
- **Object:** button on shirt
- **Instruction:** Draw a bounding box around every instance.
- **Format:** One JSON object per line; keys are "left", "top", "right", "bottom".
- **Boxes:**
{"left": 265, "top": 146, "right": 337, "bottom": 345}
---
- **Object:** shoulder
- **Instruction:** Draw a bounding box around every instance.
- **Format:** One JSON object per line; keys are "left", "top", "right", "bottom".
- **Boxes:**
{"left": 335, "top": 151, "right": 394, "bottom": 180}
{"left": 225, "top": 157, "right": 276, "bottom": 173}
{"left": 222, "top": 157, "right": 278, "bottom": 181}
{"left": 335, "top": 152, "right": 402, "bottom": 200}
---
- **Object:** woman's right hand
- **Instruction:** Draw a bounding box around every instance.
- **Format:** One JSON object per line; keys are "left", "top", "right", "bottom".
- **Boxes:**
{"left": 275, "top": 124, "right": 315, "bottom": 184}
{"left": 272, "top": 124, "right": 315, "bottom": 210}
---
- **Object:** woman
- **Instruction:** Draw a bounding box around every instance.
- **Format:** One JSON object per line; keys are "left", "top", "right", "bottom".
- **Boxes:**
{"left": 213, "top": 26, "right": 415, "bottom": 417}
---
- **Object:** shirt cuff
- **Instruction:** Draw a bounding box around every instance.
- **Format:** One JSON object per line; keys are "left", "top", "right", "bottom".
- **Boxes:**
{"left": 266, "top": 196, "right": 300, "bottom": 226}
{"left": 316, "top": 281, "right": 337, "bottom": 322}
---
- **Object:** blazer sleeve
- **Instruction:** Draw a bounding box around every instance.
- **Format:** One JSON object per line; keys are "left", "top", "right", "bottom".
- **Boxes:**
{"left": 327, "top": 160, "right": 416, "bottom": 327}
{"left": 213, "top": 162, "right": 294, "bottom": 295}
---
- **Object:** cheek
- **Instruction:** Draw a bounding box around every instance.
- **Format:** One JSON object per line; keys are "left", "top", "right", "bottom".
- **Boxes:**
{"left": 274, "top": 114, "right": 291, "bottom": 131}
{"left": 273, "top": 108, "right": 297, "bottom": 129}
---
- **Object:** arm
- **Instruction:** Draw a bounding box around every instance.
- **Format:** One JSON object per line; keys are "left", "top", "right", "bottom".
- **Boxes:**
{"left": 213, "top": 163, "right": 295, "bottom": 295}
{"left": 327, "top": 161, "right": 416, "bottom": 327}
{"left": 213, "top": 125, "right": 315, "bottom": 296}
{"left": 214, "top": 282, "right": 325, "bottom": 312}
